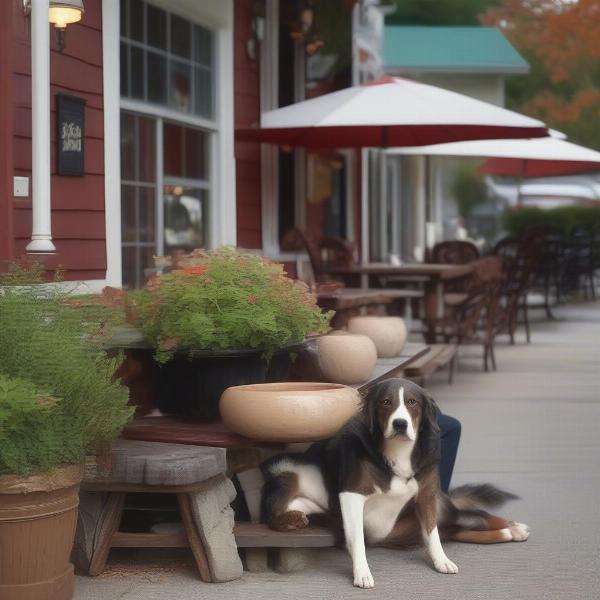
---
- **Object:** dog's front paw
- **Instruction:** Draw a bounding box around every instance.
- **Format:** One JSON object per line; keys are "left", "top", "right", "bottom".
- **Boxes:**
{"left": 508, "top": 521, "right": 530, "bottom": 542}
{"left": 353, "top": 568, "right": 375, "bottom": 589}
{"left": 434, "top": 557, "right": 458, "bottom": 574}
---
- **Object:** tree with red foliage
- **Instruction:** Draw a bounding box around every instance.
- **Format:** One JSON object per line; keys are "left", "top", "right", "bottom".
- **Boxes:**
{"left": 481, "top": 0, "right": 600, "bottom": 150}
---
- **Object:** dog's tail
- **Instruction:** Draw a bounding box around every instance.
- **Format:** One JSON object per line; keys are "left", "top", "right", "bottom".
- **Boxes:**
{"left": 448, "top": 484, "right": 519, "bottom": 511}
{"left": 439, "top": 484, "right": 519, "bottom": 531}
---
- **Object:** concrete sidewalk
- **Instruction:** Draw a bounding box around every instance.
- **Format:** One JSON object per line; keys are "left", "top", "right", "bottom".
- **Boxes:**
{"left": 75, "top": 302, "right": 600, "bottom": 600}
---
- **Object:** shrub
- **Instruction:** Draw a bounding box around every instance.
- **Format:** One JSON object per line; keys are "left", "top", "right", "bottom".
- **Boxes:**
{"left": 451, "top": 162, "right": 488, "bottom": 219}
{"left": 0, "top": 287, "right": 133, "bottom": 476}
{"left": 127, "top": 247, "right": 331, "bottom": 363}
{"left": 0, "top": 256, "right": 63, "bottom": 286}
{"left": 502, "top": 205, "right": 600, "bottom": 237}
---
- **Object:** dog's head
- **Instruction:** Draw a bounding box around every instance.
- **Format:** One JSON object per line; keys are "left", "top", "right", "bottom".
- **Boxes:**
{"left": 362, "top": 378, "right": 441, "bottom": 472}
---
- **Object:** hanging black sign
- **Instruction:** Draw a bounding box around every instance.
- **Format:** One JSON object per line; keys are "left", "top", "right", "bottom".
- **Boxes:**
{"left": 56, "top": 94, "right": 86, "bottom": 176}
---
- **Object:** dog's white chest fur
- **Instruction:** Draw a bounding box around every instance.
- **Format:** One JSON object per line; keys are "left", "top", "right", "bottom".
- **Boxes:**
{"left": 363, "top": 476, "right": 419, "bottom": 544}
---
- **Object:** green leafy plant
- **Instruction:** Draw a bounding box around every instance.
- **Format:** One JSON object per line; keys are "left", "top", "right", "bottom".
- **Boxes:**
{"left": 502, "top": 205, "right": 600, "bottom": 237}
{"left": 451, "top": 162, "right": 489, "bottom": 220}
{"left": 0, "top": 287, "right": 133, "bottom": 476}
{"left": 127, "top": 247, "right": 331, "bottom": 363}
{"left": 0, "top": 257, "right": 64, "bottom": 286}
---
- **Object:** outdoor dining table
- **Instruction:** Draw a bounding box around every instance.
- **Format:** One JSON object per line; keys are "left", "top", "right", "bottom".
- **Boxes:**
{"left": 325, "top": 262, "right": 474, "bottom": 342}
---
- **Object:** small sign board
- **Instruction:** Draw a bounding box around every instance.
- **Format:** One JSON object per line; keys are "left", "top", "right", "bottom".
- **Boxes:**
{"left": 56, "top": 94, "right": 86, "bottom": 176}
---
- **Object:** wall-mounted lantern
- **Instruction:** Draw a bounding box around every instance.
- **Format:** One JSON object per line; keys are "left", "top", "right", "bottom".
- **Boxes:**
{"left": 23, "top": 0, "right": 84, "bottom": 52}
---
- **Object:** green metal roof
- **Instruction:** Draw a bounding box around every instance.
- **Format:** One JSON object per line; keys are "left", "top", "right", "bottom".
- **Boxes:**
{"left": 384, "top": 26, "right": 529, "bottom": 75}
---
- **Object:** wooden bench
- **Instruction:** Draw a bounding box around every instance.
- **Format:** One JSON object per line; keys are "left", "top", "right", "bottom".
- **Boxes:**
{"left": 74, "top": 440, "right": 243, "bottom": 583}
{"left": 402, "top": 343, "right": 457, "bottom": 384}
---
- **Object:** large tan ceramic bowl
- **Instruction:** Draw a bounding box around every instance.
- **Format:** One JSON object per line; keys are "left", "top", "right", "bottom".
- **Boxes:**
{"left": 318, "top": 333, "right": 377, "bottom": 385}
{"left": 347, "top": 316, "right": 407, "bottom": 358}
{"left": 219, "top": 382, "right": 360, "bottom": 442}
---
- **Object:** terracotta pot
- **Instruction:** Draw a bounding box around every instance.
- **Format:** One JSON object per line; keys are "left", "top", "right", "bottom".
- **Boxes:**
{"left": 347, "top": 316, "right": 407, "bottom": 358}
{"left": 317, "top": 333, "right": 377, "bottom": 385}
{"left": 220, "top": 382, "right": 360, "bottom": 442}
{"left": 0, "top": 463, "right": 83, "bottom": 600}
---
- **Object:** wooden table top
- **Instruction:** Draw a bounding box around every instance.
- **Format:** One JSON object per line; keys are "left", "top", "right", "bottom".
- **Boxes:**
{"left": 327, "top": 262, "right": 473, "bottom": 280}
{"left": 316, "top": 288, "right": 393, "bottom": 310}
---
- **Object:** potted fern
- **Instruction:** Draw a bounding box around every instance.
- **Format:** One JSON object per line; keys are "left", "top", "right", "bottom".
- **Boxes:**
{"left": 0, "top": 283, "right": 133, "bottom": 600}
{"left": 126, "top": 247, "right": 331, "bottom": 420}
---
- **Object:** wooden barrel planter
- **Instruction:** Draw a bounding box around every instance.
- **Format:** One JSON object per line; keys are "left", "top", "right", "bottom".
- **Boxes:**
{"left": 0, "top": 464, "right": 83, "bottom": 600}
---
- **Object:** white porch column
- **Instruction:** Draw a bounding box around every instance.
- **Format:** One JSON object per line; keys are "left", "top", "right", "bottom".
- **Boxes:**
{"left": 27, "top": 0, "right": 56, "bottom": 253}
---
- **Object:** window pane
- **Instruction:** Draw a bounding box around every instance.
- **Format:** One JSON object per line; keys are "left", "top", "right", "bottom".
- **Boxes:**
{"left": 120, "top": 0, "right": 128, "bottom": 37}
{"left": 121, "top": 185, "right": 137, "bottom": 242}
{"left": 163, "top": 123, "right": 183, "bottom": 177}
{"left": 147, "top": 4, "right": 166, "bottom": 50}
{"left": 170, "top": 14, "right": 191, "bottom": 58}
{"left": 193, "top": 67, "right": 212, "bottom": 119}
{"left": 193, "top": 25, "right": 212, "bottom": 66}
{"left": 139, "top": 187, "right": 156, "bottom": 242}
{"left": 120, "top": 42, "right": 129, "bottom": 97}
{"left": 137, "top": 116, "right": 156, "bottom": 182}
{"left": 122, "top": 246, "right": 138, "bottom": 289}
{"left": 120, "top": 113, "right": 136, "bottom": 180}
{"left": 164, "top": 186, "right": 206, "bottom": 254}
{"left": 169, "top": 61, "right": 191, "bottom": 112}
{"left": 130, "top": 46, "right": 145, "bottom": 99}
{"left": 141, "top": 246, "right": 156, "bottom": 284}
{"left": 147, "top": 51, "right": 167, "bottom": 104}
{"left": 129, "top": 0, "right": 144, "bottom": 42}
{"left": 184, "top": 128, "right": 207, "bottom": 180}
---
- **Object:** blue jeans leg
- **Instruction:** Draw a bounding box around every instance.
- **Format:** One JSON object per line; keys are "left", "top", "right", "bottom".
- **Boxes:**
{"left": 437, "top": 414, "right": 461, "bottom": 493}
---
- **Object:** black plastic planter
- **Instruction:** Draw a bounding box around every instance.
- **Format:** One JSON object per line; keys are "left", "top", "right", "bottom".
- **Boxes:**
{"left": 156, "top": 347, "right": 294, "bottom": 420}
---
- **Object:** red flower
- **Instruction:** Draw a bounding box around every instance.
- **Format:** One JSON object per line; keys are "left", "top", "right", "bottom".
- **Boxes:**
{"left": 182, "top": 265, "right": 208, "bottom": 276}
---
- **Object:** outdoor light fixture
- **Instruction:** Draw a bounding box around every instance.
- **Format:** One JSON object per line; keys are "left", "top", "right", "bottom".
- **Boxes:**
{"left": 246, "top": 1, "right": 265, "bottom": 62}
{"left": 23, "top": 0, "right": 84, "bottom": 52}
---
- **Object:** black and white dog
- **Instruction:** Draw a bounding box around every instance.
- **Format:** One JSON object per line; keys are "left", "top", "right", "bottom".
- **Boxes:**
{"left": 261, "top": 378, "right": 529, "bottom": 589}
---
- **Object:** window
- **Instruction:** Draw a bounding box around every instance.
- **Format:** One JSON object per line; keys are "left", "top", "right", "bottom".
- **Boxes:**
{"left": 120, "top": 113, "right": 157, "bottom": 288}
{"left": 120, "top": 115, "right": 209, "bottom": 288}
{"left": 120, "top": 0, "right": 214, "bottom": 119}
{"left": 120, "top": 1, "right": 216, "bottom": 288}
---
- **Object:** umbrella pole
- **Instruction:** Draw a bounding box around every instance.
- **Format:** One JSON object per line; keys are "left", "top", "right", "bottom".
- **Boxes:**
{"left": 517, "top": 159, "right": 526, "bottom": 205}
{"left": 360, "top": 148, "right": 370, "bottom": 289}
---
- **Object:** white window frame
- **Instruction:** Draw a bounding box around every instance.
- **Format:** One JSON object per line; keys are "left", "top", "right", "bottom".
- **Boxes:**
{"left": 102, "top": 0, "right": 235, "bottom": 288}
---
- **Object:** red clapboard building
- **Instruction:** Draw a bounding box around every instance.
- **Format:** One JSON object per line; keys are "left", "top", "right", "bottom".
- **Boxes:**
{"left": 0, "top": 0, "right": 381, "bottom": 288}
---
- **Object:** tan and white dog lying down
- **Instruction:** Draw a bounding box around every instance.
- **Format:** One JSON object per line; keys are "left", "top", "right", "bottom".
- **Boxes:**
{"left": 261, "top": 379, "right": 529, "bottom": 589}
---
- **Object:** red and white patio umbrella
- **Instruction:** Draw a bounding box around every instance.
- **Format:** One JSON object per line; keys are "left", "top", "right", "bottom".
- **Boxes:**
{"left": 236, "top": 76, "right": 548, "bottom": 148}
{"left": 386, "top": 135, "right": 600, "bottom": 203}
{"left": 386, "top": 134, "right": 600, "bottom": 175}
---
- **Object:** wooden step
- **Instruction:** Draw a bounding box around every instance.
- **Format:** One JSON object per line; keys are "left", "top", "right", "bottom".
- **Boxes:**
{"left": 404, "top": 344, "right": 457, "bottom": 378}
{"left": 233, "top": 523, "right": 337, "bottom": 548}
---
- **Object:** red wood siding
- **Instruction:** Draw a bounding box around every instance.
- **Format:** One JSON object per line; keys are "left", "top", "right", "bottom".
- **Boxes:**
{"left": 0, "top": 2, "right": 15, "bottom": 262}
{"left": 9, "top": 0, "right": 105, "bottom": 280}
{"left": 234, "top": 0, "right": 262, "bottom": 249}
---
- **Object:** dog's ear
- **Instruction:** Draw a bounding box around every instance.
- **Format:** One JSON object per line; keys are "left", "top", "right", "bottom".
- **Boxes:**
{"left": 359, "top": 383, "right": 382, "bottom": 439}
{"left": 359, "top": 385, "right": 377, "bottom": 435}
{"left": 412, "top": 389, "right": 441, "bottom": 475}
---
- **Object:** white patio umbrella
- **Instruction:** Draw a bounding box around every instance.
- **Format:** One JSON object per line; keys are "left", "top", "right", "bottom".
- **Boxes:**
{"left": 386, "top": 135, "right": 600, "bottom": 202}
{"left": 236, "top": 76, "right": 548, "bottom": 148}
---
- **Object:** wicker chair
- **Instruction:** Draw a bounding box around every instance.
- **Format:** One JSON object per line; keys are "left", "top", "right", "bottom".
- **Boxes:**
{"left": 431, "top": 240, "right": 480, "bottom": 265}
{"left": 280, "top": 227, "right": 356, "bottom": 284}
{"left": 526, "top": 225, "right": 566, "bottom": 319}
{"left": 566, "top": 224, "right": 595, "bottom": 300}
{"left": 431, "top": 256, "right": 503, "bottom": 376}
{"left": 493, "top": 232, "right": 544, "bottom": 344}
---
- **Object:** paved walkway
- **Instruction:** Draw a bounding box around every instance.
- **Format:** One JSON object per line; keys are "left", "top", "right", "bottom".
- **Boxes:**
{"left": 75, "top": 302, "right": 600, "bottom": 600}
